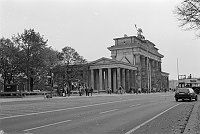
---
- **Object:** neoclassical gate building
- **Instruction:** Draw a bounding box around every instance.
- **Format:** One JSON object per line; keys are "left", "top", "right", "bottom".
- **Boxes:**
{"left": 89, "top": 57, "right": 137, "bottom": 93}
{"left": 67, "top": 34, "right": 169, "bottom": 93}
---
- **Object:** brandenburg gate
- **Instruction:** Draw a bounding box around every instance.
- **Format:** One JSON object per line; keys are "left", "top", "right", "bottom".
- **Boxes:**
{"left": 87, "top": 34, "right": 169, "bottom": 93}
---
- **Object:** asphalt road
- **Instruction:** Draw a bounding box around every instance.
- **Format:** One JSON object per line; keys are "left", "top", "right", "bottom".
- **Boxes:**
{"left": 0, "top": 93, "right": 196, "bottom": 134}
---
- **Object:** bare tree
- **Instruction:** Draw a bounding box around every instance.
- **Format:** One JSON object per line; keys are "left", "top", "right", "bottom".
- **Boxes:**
{"left": 175, "top": 0, "right": 200, "bottom": 37}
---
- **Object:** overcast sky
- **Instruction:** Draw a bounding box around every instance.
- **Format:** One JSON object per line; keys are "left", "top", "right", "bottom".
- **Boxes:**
{"left": 1, "top": 0, "right": 200, "bottom": 80}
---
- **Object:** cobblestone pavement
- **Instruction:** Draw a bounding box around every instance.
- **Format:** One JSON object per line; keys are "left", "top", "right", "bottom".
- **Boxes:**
{"left": 133, "top": 102, "right": 195, "bottom": 134}
{"left": 183, "top": 100, "right": 200, "bottom": 134}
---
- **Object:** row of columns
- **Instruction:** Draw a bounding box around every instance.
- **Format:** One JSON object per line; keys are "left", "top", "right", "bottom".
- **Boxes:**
{"left": 90, "top": 68, "right": 136, "bottom": 93}
{"left": 139, "top": 55, "right": 162, "bottom": 91}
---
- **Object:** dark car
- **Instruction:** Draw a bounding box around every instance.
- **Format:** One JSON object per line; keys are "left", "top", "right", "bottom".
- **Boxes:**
{"left": 175, "top": 88, "right": 198, "bottom": 102}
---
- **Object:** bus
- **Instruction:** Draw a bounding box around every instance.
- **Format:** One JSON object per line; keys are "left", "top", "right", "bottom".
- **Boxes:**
{"left": 178, "top": 74, "right": 200, "bottom": 94}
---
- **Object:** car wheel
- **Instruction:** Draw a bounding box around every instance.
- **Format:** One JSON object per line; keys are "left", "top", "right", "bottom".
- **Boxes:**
{"left": 195, "top": 96, "right": 198, "bottom": 101}
{"left": 175, "top": 98, "right": 178, "bottom": 102}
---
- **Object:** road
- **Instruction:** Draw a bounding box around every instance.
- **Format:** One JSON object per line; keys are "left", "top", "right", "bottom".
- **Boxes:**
{"left": 0, "top": 93, "right": 196, "bottom": 134}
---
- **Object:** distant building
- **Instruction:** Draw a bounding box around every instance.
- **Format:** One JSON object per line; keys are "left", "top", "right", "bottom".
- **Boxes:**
{"left": 177, "top": 74, "right": 200, "bottom": 94}
{"left": 178, "top": 75, "right": 200, "bottom": 88}
{"left": 60, "top": 34, "right": 169, "bottom": 93}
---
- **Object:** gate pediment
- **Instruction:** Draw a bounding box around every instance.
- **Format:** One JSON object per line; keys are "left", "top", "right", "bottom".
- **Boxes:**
{"left": 89, "top": 57, "right": 137, "bottom": 70}
{"left": 89, "top": 57, "right": 117, "bottom": 65}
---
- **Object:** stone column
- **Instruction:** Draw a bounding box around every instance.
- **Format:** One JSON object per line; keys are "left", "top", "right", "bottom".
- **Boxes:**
{"left": 155, "top": 61, "right": 158, "bottom": 91}
{"left": 133, "top": 70, "right": 136, "bottom": 88}
{"left": 117, "top": 68, "right": 121, "bottom": 90}
{"left": 151, "top": 60, "right": 155, "bottom": 89}
{"left": 149, "top": 59, "right": 152, "bottom": 92}
{"left": 126, "top": 69, "right": 130, "bottom": 91}
{"left": 135, "top": 55, "right": 141, "bottom": 89}
{"left": 91, "top": 69, "right": 94, "bottom": 90}
{"left": 99, "top": 68, "right": 103, "bottom": 92}
{"left": 104, "top": 70, "right": 108, "bottom": 91}
{"left": 130, "top": 70, "right": 133, "bottom": 88}
{"left": 122, "top": 68, "right": 125, "bottom": 90}
{"left": 108, "top": 68, "right": 112, "bottom": 90}
{"left": 158, "top": 61, "right": 162, "bottom": 90}
{"left": 113, "top": 69, "right": 117, "bottom": 92}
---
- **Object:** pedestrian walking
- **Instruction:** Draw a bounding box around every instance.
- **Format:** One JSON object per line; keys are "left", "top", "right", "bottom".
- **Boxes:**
{"left": 85, "top": 87, "right": 89, "bottom": 96}
{"left": 138, "top": 87, "right": 141, "bottom": 94}
{"left": 78, "top": 86, "right": 82, "bottom": 96}
{"left": 67, "top": 87, "right": 70, "bottom": 96}
{"left": 130, "top": 87, "right": 133, "bottom": 94}
{"left": 90, "top": 87, "right": 93, "bottom": 96}
{"left": 119, "top": 86, "right": 122, "bottom": 94}
{"left": 108, "top": 87, "right": 112, "bottom": 94}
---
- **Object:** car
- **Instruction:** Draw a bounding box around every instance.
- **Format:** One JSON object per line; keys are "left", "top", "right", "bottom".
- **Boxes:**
{"left": 33, "top": 89, "right": 41, "bottom": 92}
{"left": 175, "top": 88, "right": 198, "bottom": 102}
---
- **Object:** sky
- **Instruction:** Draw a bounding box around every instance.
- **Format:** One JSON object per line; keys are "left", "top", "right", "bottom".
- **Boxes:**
{"left": 1, "top": 0, "right": 200, "bottom": 80}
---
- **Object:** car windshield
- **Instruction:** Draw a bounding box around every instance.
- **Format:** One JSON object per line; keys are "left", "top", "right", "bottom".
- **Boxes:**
{"left": 177, "top": 88, "right": 189, "bottom": 93}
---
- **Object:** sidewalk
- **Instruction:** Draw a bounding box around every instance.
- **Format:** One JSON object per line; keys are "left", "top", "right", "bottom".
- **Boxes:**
{"left": 0, "top": 92, "right": 167, "bottom": 103}
{"left": 183, "top": 100, "right": 200, "bottom": 134}
{"left": 0, "top": 93, "right": 124, "bottom": 103}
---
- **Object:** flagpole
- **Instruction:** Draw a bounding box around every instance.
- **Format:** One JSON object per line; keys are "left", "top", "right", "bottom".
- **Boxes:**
{"left": 177, "top": 58, "right": 179, "bottom": 80}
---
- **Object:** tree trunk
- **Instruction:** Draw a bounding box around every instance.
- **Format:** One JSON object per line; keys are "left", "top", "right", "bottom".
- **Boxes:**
{"left": 27, "top": 78, "right": 30, "bottom": 92}
{"left": 30, "top": 77, "right": 34, "bottom": 91}
{"left": 3, "top": 76, "right": 6, "bottom": 92}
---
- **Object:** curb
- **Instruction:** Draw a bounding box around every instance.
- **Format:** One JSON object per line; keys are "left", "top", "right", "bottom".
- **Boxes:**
{"left": 183, "top": 101, "right": 200, "bottom": 134}
{"left": 0, "top": 92, "right": 172, "bottom": 103}
{"left": 0, "top": 93, "right": 121, "bottom": 103}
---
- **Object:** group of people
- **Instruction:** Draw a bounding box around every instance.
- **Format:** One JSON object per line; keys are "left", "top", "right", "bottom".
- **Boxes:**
{"left": 84, "top": 87, "right": 93, "bottom": 96}
{"left": 62, "top": 85, "right": 152, "bottom": 96}
{"left": 61, "top": 85, "right": 168, "bottom": 97}
{"left": 77, "top": 86, "right": 94, "bottom": 96}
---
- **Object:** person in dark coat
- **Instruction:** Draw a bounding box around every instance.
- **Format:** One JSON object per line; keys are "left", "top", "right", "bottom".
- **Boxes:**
{"left": 85, "top": 87, "right": 89, "bottom": 96}
{"left": 119, "top": 86, "right": 122, "bottom": 94}
{"left": 90, "top": 87, "right": 93, "bottom": 96}
{"left": 67, "top": 87, "right": 70, "bottom": 96}
{"left": 78, "top": 86, "right": 82, "bottom": 96}
{"left": 108, "top": 87, "right": 112, "bottom": 94}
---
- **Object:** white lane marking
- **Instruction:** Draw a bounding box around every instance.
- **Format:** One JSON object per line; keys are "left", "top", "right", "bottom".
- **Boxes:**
{"left": 129, "top": 104, "right": 141, "bottom": 107}
{"left": 23, "top": 120, "right": 72, "bottom": 132}
{"left": 125, "top": 103, "right": 182, "bottom": 134}
{"left": 99, "top": 109, "right": 118, "bottom": 114}
{"left": 0, "top": 98, "right": 139, "bottom": 120}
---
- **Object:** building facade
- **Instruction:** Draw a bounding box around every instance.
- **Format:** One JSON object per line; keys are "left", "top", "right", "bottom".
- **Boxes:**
{"left": 88, "top": 57, "right": 137, "bottom": 93}
{"left": 65, "top": 34, "right": 169, "bottom": 93}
